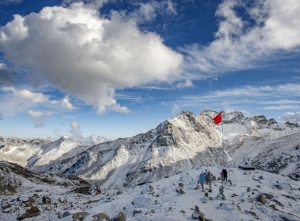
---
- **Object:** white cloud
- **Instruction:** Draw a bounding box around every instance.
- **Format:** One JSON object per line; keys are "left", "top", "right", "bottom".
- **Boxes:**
{"left": 0, "top": 0, "right": 22, "bottom": 5}
{"left": 70, "top": 121, "right": 83, "bottom": 139}
{"left": 182, "top": 0, "right": 300, "bottom": 76}
{"left": 50, "top": 96, "right": 76, "bottom": 110}
{"left": 26, "top": 110, "right": 52, "bottom": 128}
{"left": 26, "top": 110, "right": 52, "bottom": 118}
{"left": 62, "top": 0, "right": 108, "bottom": 8}
{"left": 1, "top": 87, "right": 76, "bottom": 111}
{"left": 3, "top": 87, "right": 49, "bottom": 103}
{"left": 172, "top": 104, "right": 180, "bottom": 114}
{"left": 0, "top": 3, "right": 183, "bottom": 114}
{"left": 278, "top": 112, "right": 300, "bottom": 123}
{"left": 138, "top": 2, "right": 157, "bottom": 21}
{"left": 69, "top": 121, "right": 109, "bottom": 144}
{"left": 83, "top": 134, "right": 109, "bottom": 145}
{"left": 166, "top": 0, "right": 177, "bottom": 15}
{"left": 176, "top": 79, "right": 193, "bottom": 88}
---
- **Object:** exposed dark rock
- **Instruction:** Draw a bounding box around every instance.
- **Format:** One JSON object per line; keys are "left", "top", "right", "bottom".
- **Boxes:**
{"left": 245, "top": 210, "right": 257, "bottom": 218}
{"left": 42, "top": 196, "right": 51, "bottom": 204}
{"left": 179, "top": 183, "right": 184, "bottom": 187}
{"left": 93, "top": 213, "right": 110, "bottom": 221}
{"left": 133, "top": 210, "right": 142, "bottom": 216}
{"left": 282, "top": 194, "right": 297, "bottom": 201}
{"left": 112, "top": 212, "right": 126, "bottom": 221}
{"left": 63, "top": 211, "right": 71, "bottom": 217}
{"left": 72, "top": 212, "right": 89, "bottom": 221}
{"left": 1, "top": 203, "right": 11, "bottom": 210}
{"left": 263, "top": 193, "right": 274, "bottom": 199}
{"left": 149, "top": 185, "right": 154, "bottom": 192}
{"left": 176, "top": 188, "right": 185, "bottom": 194}
{"left": 72, "top": 185, "right": 101, "bottom": 195}
{"left": 257, "top": 195, "right": 267, "bottom": 205}
{"left": 272, "top": 199, "right": 284, "bottom": 207}
{"left": 17, "top": 206, "right": 40, "bottom": 220}
{"left": 27, "top": 197, "right": 35, "bottom": 207}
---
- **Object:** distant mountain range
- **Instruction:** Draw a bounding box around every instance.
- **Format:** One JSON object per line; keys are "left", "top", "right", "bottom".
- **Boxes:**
{"left": 1, "top": 110, "right": 300, "bottom": 187}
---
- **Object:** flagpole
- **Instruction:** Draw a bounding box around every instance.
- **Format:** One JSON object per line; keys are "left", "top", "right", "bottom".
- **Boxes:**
{"left": 221, "top": 111, "right": 223, "bottom": 149}
{"left": 222, "top": 110, "right": 223, "bottom": 134}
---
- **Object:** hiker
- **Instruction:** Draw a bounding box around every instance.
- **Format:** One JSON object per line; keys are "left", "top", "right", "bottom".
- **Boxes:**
{"left": 223, "top": 169, "right": 228, "bottom": 182}
{"left": 198, "top": 172, "right": 205, "bottom": 192}
{"left": 220, "top": 169, "right": 224, "bottom": 181}
{"left": 206, "top": 171, "right": 213, "bottom": 192}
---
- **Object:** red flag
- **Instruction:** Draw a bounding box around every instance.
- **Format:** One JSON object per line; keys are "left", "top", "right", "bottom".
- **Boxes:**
{"left": 213, "top": 112, "right": 222, "bottom": 124}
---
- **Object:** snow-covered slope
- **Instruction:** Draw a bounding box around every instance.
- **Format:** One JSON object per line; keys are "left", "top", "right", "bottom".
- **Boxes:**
{"left": 28, "top": 111, "right": 228, "bottom": 188}
{"left": 0, "top": 137, "right": 52, "bottom": 167}
{"left": 0, "top": 136, "right": 85, "bottom": 168}
{"left": 227, "top": 131, "right": 300, "bottom": 180}
{"left": 1, "top": 163, "right": 300, "bottom": 221}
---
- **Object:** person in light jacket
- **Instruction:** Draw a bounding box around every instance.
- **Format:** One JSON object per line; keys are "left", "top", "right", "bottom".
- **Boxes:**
{"left": 198, "top": 172, "right": 205, "bottom": 192}
{"left": 206, "top": 171, "right": 213, "bottom": 192}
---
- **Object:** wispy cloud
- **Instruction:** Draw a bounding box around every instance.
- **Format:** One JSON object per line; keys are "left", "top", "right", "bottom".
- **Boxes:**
{"left": 176, "top": 79, "right": 193, "bottom": 89}
{"left": 0, "top": 0, "right": 22, "bottom": 5}
{"left": 172, "top": 104, "right": 180, "bottom": 114}
{"left": 70, "top": 121, "right": 83, "bottom": 139}
{"left": 26, "top": 110, "right": 52, "bottom": 128}
{"left": 262, "top": 105, "right": 300, "bottom": 110}
{"left": 172, "top": 83, "right": 300, "bottom": 112}
{"left": 115, "top": 93, "right": 143, "bottom": 103}
{"left": 69, "top": 121, "right": 109, "bottom": 145}
{"left": 26, "top": 110, "right": 52, "bottom": 118}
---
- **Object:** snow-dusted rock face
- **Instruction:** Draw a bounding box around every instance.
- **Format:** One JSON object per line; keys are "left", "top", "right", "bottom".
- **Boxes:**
{"left": 227, "top": 132, "right": 300, "bottom": 180}
{"left": 0, "top": 137, "right": 52, "bottom": 167}
{"left": 27, "top": 111, "right": 227, "bottom": 188}
{"left": 1, "top": 110, "right": 300, "bottom": 188}
{"left": 222, "top": 112, "right": 300, "bottom": 180}
{"left": 221, "top": 112, "right": 300, "bottom": 159}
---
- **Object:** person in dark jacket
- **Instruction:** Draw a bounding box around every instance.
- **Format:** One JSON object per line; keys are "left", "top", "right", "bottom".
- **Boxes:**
{"left": 223, "top": 169, "right": 228, "bottom": 182}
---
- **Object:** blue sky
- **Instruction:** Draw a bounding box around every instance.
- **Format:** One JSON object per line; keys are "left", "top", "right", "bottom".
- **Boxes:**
{"left": 0, "top": 0, "right": 300, "bottom": 143}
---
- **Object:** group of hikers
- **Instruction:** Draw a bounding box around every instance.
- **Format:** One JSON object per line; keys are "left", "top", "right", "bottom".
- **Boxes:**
{"left": 198, "top": 169, "right": 227, "bottom": 192}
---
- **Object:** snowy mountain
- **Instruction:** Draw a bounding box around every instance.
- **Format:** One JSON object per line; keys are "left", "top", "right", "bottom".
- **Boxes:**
{"left": 221, "top": 112, "right": 300, "bottom": 180}
{"left": 1, "top": 110, "right": 300, "bottom": 188}
{"left": 1, "top": 162, "right": 300, "bottom": 221}
{"left": 28, "top": 111, "right": 228, "bottom": 188}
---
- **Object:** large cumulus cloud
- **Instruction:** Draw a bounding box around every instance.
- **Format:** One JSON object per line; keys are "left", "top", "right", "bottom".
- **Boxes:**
{"left": 182, "top": 0, "right": 300, "bottom": 76}
{"left": 0, "top": 3, "right": 183, "bottom": 113}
